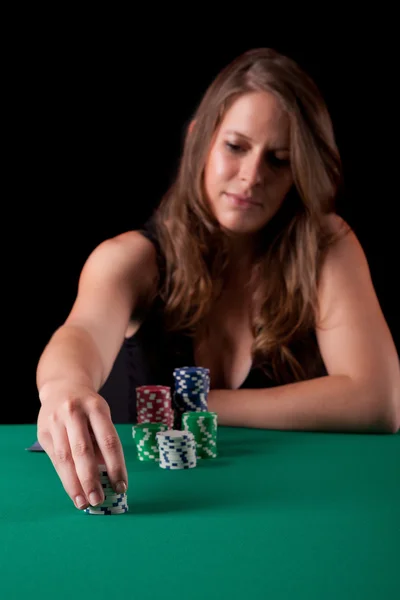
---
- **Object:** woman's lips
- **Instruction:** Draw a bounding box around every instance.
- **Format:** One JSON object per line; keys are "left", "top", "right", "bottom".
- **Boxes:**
{"left": 225, "top": 193, "right": 262, "bottom": 208}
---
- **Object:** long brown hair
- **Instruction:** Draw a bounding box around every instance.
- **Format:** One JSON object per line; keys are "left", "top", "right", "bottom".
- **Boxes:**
{"left": 152, "top": 47, "right": 350, "bottom": 383}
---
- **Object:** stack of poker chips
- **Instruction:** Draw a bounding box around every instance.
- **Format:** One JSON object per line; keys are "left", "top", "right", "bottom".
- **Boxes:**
{"left": 182, "top": 411, "right": 218, "bottom": 459}
{"left": 83, "top": 464, "right": 129, "bottom": 515}
{"left": 172, "top": 366, "right": 210, "bottom": 428}
{"left": 156, "top": 430, "right": 197, "bottom": 470}
{"left": 136, "top": 385, "right": 174, "bottom": 428}
{"left": 132, "top": 422, "right": 168, "bottom": 461}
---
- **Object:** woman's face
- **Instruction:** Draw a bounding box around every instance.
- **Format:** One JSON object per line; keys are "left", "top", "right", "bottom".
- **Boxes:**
{"left": 203, "top": 91, "right": 293, "bottom": 235}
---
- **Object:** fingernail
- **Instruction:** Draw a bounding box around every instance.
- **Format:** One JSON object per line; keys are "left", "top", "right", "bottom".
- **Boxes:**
{"left": 75, "top": 495, "right": 87, "bottom": 509}
{"left": 89, "top": 490, "right": 103, "bottom": 506}
{"left": 115, "top": 481, "right": 127, "bottom": 494}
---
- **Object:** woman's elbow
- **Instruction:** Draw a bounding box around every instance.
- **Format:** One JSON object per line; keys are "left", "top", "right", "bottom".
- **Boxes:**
{"left": 359, "top": 378, "right": 400, "bottom": 434}
{"left": 374, "top": 385, "right": 400, "bottom": 434}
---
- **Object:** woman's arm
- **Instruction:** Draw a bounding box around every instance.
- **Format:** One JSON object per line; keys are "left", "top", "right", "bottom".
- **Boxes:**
{"left": 208, "top": 216, "right": 400, "bottom": 434}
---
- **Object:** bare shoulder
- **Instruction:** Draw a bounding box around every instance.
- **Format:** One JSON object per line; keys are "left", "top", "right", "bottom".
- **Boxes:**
{"left": 92, "top": 229, "right": 157, "bottom": 263}
{"left": 319, "top": 213, "right": 367, "bottom": 281}
{"left": 67, "top": 229, "right": 160, "bottom": 331}
{"left": 316, "top": 212, "right": 399, "bottom": 430}
{"left": 317, "top": 211, "right": 381, "bottom": 323}
{"left": 81, "top": 230, "right": 158, "bottom": 287}
{"left": 322, "top": 212, "right": 353, "bottom": 242}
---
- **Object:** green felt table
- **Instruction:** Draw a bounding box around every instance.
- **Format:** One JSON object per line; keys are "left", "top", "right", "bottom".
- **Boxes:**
{"left": 1, "top": 424, "right": 399, "bottom": 599}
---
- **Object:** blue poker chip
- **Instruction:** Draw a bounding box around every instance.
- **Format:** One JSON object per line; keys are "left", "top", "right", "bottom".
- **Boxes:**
{"left": 173, "top": 366, "right": 210, "bottom": 373}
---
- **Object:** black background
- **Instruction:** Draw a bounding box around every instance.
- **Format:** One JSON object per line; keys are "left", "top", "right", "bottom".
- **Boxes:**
{"left": 6, "top": 26, "right": 398, "bottom": 424}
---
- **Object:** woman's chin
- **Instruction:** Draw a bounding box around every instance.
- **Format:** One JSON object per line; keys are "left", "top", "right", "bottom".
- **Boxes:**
{"left": 217, "top": 216, "right": 266, "bottom": 236}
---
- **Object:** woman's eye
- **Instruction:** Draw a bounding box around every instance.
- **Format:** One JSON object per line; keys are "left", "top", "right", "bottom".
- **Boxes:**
{"left": 225, "top": 142, "right": 243, "bottom": 153}
{"left": 267, "top": 154, "right": 290, "bottom": 168}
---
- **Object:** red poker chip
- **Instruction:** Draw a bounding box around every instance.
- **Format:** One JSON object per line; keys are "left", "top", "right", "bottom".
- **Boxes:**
{"left": 136, "top": 385, "right": 171, "bottom": 393}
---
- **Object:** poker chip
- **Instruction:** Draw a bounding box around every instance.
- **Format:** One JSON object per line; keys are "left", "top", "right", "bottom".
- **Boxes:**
{"left": 79, "top": 365, "right": 219, "bottom": 516}
{"left": 173, "top": 367, "right": 210, "bottom": 394}
{"left": 182, "top": 411, "right": 218, "bottom": 459}
{"left": 136, "top": 385, "right": 174, "bottom": 428}
{"left": 83, "top": 464, "right": 128, "bottom": 515}
{"left": 132, "top": 422, "right": 169, "bottom": 461}
{"left": 172, "top": 366, "right": 210, "bottom": 428}
{"left": 156, "top": 430, "right": 197, "bottom": 469}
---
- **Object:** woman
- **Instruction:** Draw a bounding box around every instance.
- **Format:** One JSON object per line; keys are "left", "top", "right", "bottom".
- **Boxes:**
{"left": 36, "top": 48, "right": 399, "bottom": 511}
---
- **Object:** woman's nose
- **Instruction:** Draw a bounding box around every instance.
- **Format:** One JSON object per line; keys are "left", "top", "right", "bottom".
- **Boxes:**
{"left": 240, "top": 154, "right": 264, "bottom": 186}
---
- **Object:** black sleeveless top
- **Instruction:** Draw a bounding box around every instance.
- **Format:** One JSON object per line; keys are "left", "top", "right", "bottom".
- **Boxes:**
{"left": 115, "top": 216, "right": 328, "bottom": 422}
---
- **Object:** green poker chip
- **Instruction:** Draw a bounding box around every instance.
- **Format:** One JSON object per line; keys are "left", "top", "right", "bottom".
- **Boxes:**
{"left": 182, "top": 411, "right": 218, "bottom": 459}
{"left": 132, "top": 422, "right": 169, "bottom": 461}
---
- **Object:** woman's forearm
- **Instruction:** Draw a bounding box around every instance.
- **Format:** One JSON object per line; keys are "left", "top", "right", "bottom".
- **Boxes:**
{"left": 207, "top": 375, "right": 399, "bottom": 434}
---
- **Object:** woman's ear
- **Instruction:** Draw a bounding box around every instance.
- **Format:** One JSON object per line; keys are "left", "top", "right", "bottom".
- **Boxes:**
{"left": 188, "top": 119, "right": 196, "bottom": 134}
